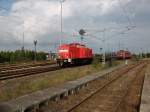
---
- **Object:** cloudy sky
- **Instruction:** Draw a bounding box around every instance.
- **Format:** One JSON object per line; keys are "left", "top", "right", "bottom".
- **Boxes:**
{"left": 0, "top": 0, "right": 149, "bottom": 53}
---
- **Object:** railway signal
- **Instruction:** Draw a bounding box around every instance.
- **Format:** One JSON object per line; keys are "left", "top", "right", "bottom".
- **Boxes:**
{"left": 34, "top": 40, "right": 37, "bottom": 62}
{"left": 79, "top": 29, "right": 86, "bottom": 43}
{"left": 79, "top": 29, "right": 86, "bottom": 36}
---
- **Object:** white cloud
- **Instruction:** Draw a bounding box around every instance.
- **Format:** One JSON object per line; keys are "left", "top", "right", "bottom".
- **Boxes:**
{"left": 2, "top": 0, "right": 131, "bottom": 40}
{"left": 1, "top": 0, "right": 125, "bottom": 44}
{"left": 0, "top": 0, "right": 149, "bottom": 52}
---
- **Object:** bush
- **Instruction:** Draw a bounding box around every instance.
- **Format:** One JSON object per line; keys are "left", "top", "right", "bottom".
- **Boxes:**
{"left": 0, "top": 50, "right": 47, "bottom": 64}
{"left": 92, "top": 57, "right": 101, "bottom": 68}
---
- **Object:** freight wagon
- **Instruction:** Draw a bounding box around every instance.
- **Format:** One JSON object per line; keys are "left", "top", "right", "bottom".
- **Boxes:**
{"left": 57, "top": 43, "right": 93, "bottom": 66}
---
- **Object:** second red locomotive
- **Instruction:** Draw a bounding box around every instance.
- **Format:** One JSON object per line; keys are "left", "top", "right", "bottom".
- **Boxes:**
{"left": 115, "top": 50, "right": 131, "bottom": 59}
{"left": 57, "top": 43, "right": 93, "bottom": 66}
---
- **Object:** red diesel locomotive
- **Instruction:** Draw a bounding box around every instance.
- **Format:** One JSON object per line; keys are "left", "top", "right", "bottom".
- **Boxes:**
{"left": 57, "top": 43, "right": 93, "bottom": 66}
{"left": 116, "top": 50, "right": 131, "bottom": 59}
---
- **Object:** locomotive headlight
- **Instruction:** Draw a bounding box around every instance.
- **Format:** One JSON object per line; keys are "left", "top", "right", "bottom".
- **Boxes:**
{"left": 68, "top": 58, "right": 72, "bottom": 62}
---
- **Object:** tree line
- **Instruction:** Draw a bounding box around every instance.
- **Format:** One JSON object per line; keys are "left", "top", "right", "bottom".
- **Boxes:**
{"left": 0, "top": 50, "right": 47, "bottom": 64}
{"left": 132, "top": 53, "right": 150, "bottom": 59}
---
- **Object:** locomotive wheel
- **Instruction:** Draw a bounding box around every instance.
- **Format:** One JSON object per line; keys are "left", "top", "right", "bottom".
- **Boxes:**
{"left": 59, "top": 61, "right": 64, "bottom": 67}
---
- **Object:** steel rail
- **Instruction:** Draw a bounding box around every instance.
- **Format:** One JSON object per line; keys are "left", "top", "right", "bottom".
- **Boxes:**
{"left": 66, "top": 63, "right": 145, "bottom": 112}
{"left": 0, "top": 65, "right": 60, "bottom": 81}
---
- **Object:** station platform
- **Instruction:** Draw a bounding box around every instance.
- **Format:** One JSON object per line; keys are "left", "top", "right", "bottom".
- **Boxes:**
{"left": 140, "top": 64, "right": 150, "bottom": 112}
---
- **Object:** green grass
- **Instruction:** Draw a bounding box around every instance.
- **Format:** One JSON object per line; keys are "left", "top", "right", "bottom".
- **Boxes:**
{"left": 0, "top": 60, "right": 121, "bottom": 102}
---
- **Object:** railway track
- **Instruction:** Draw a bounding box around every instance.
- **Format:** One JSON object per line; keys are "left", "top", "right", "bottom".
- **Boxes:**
{"left": 0, "top": 61, "right": 94, "bottom": 81}
{"left": 0, "top": 64, "right": 60, "bottom": 81}
{"left": 44, "top": 62, "right": 147, "bottom": 112}
{"left": 67, "top": 64, "right": 145, "bottom": 112}
{"left": 0, "top": 61, "right": 56, "bottom": 72}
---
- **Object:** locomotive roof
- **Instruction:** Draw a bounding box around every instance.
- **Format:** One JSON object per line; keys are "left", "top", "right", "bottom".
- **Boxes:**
{"left": 69, "top": 43, "right": 85, "bottom": 47}
{"left": 59, "top": 43, "right": 86, "bottom": 47}
{"left": 118, "top": 50, "right": 130, "bottom": 52}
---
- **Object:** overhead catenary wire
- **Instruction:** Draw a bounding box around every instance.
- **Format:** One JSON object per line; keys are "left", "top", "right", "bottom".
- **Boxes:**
{"left": 123, "top": 0, "right": 143, "bottom": 29}
{"left": 118, "top": 0, "right": 133, "bottom": 28}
